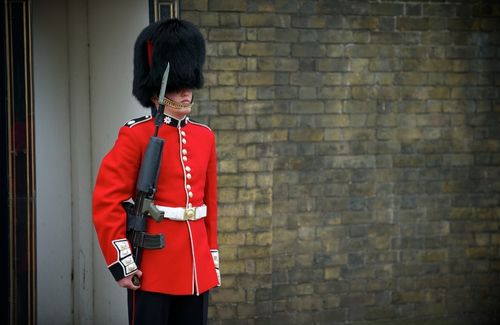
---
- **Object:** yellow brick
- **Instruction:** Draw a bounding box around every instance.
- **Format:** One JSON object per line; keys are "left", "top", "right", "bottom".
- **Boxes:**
{"left": 220, "top": 232, "right": 246, "bottom": 245}
{"left": 325, "top": 266, "right": 341, "bottom": 280}
{"left": 238, "top": 72, "right": 275, "bottom": 85}
{"left": 240, "top": 13, "right": 277, "bottom": 27}
{"left": 396, "top": 128, "right": 423, "bottom": 140}
{"left": 272, "top": 130, "right": 288, "bottom": 141}
{"left": 289, "top": 128, "right": 324, "bottom": 142}
{"left": 247, "top": 58, "right": 257, "bottom": 71}
{"left": 246, "top": 87, "right": 257, "bottom": 100}
{"left": 219, "top": 188, "right": 237, "bottom": 203}
{"left": 182, "top": 0, "right": 207, "bottom": 10}
{"left": 239, "top": 42, "right": 275, "bottom": 56}
{"left": 255, "top": 258, "right": 272, "bottom": 273}
{"left": 218, "top": 72, "right": 237, "bottom": 85}
{"left": 210, "top": 87, "right": 246, "bottom": 100}
{"left": 209, "top": 57, "right": 246, "bottom": 70}
{"left": 217, "top": 131, "right": 239, "bottom": 144}
{"left": 219, "top": 160, "right": 237, "bottom": 173}
{"left": 218, "top": 216, "right": 237, "bottom": 232}
{"left": 210, "top": 288, "right": 246, "bottom": 303}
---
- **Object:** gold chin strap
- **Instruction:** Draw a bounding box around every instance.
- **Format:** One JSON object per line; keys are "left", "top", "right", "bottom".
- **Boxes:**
{"left": 162, "top": 96, "right": 193, "bottom": 110}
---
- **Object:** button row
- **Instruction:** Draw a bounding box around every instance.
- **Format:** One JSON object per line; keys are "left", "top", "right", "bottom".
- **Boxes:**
{"left": 180, "top": 130, "right": 194, "bottom": 203}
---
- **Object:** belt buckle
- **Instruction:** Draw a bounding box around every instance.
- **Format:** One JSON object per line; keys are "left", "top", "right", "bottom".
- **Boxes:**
{"left": 184, "top": 207, "right": 197, "bottom": 221}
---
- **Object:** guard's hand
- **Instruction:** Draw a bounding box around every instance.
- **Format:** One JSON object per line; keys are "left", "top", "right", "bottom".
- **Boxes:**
{"left": 117, "top": 270, "right": 142, "bottom": 290}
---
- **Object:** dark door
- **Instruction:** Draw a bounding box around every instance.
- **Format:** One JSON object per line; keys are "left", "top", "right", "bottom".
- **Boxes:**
{"left": 1, "top": 1, "right": 36, "bottom": 324}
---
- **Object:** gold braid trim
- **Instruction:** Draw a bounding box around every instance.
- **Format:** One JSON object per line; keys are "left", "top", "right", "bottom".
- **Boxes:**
{"left": 162, "top": 96, "right": 193, "bottom": 110}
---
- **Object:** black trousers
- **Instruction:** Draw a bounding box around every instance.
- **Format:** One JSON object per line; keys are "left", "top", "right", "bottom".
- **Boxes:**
{"left": 127, "top": 289, "right": 209, "bottom": 325}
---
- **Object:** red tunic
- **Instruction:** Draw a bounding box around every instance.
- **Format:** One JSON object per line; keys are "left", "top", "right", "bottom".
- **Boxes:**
{"left": 93, "top": 115, "right": 219, "bottom": 295}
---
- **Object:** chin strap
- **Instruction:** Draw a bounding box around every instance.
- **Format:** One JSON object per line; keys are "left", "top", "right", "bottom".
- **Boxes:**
{"left": 162, "top": 96, "right": 194, "bottom": 110}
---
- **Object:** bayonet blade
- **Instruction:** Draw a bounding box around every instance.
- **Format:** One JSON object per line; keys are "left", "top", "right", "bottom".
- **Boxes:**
{"left": 158, "top": 62, "right": 170, "bottom": 102}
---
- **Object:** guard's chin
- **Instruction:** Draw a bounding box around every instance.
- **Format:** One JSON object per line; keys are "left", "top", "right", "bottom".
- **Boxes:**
{"left": 177, "top": 107, "right": 192, "bottom": 115}
{"left": 167, "top": 106, "right": 191, "bottom": 118}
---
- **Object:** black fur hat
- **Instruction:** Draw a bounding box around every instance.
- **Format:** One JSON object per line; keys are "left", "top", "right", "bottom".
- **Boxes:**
{"left": 132, "top": 19, "right": 206, "bottom": 108}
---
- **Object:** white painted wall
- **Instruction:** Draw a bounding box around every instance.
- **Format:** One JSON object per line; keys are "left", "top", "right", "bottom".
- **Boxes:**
{"left": 33, "top": 0, "right": 72, "bottom": 323}
{"left": 88, "top": 1, "right": 149, "bottom": 324}
{"left": 67, "top": 0, "right": 94, "bottom": 323}
{"left": 34, "top": 0, "right": 148, "bottom": 323}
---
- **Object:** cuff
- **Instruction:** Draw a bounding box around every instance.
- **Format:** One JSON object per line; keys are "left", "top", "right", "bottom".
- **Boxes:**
{"left": 109, "top": 239, "right": 138, "bottom": 281}
{"left": 211, "top": 249, "right": 221, "bottom": 287}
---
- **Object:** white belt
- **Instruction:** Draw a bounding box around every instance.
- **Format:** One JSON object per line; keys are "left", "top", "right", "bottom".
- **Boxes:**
{"left": 156, "top": 205, "right": 207, "bottom": 221}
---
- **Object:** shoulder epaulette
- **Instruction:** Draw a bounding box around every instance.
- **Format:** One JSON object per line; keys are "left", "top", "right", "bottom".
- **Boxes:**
{"left": 188, "top": 118, "right": 212, "bottom": 131}
{"left": 124, "top": 115, "right": 152, "bottom": 128}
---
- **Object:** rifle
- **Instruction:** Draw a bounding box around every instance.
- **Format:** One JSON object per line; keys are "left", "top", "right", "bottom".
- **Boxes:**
{"left": 126, "top": 63, "right": 170, "bottom": 286}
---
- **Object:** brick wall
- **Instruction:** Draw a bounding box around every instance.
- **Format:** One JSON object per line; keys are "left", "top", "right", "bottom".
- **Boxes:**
{"left": 184, "top": 1, "right": 500, "bottom": 324}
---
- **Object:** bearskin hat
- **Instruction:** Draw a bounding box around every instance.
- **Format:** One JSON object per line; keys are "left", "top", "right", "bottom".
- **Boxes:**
{"left": 132, "top": 19, "right": 206, "bottom": 108}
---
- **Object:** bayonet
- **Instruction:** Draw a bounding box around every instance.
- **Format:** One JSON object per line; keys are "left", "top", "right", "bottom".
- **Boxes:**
{"left": 154, "top": 62, "right": 170, "bottom": 135}
{"left": 158, "top": 62, "right": 170, "bottom": 105}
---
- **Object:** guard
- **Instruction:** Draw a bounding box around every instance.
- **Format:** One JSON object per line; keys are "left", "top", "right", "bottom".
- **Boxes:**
{"left": 93, "top": 19, "right": 220, "bottom": 325}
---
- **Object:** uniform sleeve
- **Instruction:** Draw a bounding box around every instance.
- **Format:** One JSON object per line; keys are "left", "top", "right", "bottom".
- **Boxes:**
{"left": 92, "top": 126, "right": 142, "bottom": 281}
{"left": 204, "top": 132, "right": 220, "bottom": 286}
{"left": 204, "top": 132, "right": 218, "bottom": 249}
